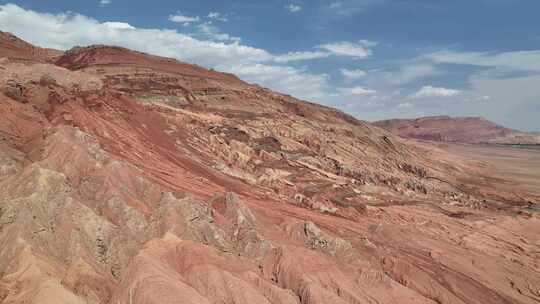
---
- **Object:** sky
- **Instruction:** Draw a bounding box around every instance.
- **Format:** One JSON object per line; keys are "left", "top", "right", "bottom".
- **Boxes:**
{"left": 1, "top": 1, "right": 539, "bottom": 131}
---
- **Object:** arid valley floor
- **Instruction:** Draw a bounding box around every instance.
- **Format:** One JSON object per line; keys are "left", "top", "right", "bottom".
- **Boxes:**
{"left": 439, "top": 143, "right": 540, "bottom": 199}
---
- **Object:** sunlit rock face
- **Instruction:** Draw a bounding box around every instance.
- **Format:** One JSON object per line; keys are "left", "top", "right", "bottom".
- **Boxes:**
{"left": 0, "top": 33, "right": 539, "bottom": 304}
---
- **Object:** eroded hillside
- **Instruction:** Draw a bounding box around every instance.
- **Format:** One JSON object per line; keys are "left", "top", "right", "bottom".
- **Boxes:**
{"left": 0, "top": 34, "right": 539, "bottom": 304}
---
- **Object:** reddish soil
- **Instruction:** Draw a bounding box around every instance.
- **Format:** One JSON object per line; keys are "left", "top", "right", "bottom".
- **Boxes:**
{"left": 0, "top": 31, "right": 62, "bottom": 63}
{"left": 0, "top": 33, "right": 539, "bottom": 304}
{"left": 374, "top": 115, "right": 540, "bottom": 144}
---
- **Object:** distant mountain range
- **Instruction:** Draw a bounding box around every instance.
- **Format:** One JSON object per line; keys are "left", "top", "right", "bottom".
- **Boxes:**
{"left": 374, "top": 115, "right": 540, "bottom": 145}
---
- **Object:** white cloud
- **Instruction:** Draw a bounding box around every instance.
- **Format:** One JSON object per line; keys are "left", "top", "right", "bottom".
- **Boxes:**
{"left": 208, "top": 12, "right": 228, "bottom": 22}
{"left": 425, "top": 50, "right": 540, "bottom": 72}
{"left": 285, "top": 4, "right": 302, "bottom": 13}
{"left": 99, "top": 0, "right": 110, "bottom": 6}
{"left": 385, "top": 64, "right": 441, "bottom": 85}
{"left": 415, "top": 48, "right": 540, "bottom": 130}
{"left": 196, "top": 22, "right": 241, "bottom": 42}
{"left": 0, "top": 3, "right": 380, "bottom": 105}
{"left": 410, "top": 85, "right": 462, "bottom": 99}
{"left": 327, "top": 0, "right": 383, "bottom": 16}
{"left": 480, "top": 95, "right": 491, "bottom": 101}
{"left": 102, "top": 22, "right": 135, "bottom": 30}
{"left": 318, "top": 40, "right": 375, "bottom": 58}
{"left": 464, "top": 74, "right": 540, "bottom": 131}
{"left": 168, "top": 12, "right": 200, "bottom": 24}
{"left": 274, "top": 40, "right": 378, "bottom": 63}
{"left": 340, "top": 68, "right": 367, "bottom": 80}
{"left": 232, "top": 64, "right": 330, "bottom": 100}
{"left": 274, "top": 51, "right": 329, "bottom": 63}
{"left": 0, "top": 3, "right": 336, "bottom": 103}
{"left": 339, "top": 86, "right": 377, "bottom": 96}
{"left": 0, "top": 4, "right": 270, "bottom": 66}
{"left": 397, "top": 102, "right": 414, "bottom": 108}
{"left": 464, "top": 95, "right": 491, "bottom": 103}
{"left": 357, "top": 39, "right": 379, "bottom": 47}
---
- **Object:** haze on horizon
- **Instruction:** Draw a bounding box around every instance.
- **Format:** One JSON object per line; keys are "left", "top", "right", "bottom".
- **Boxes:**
{"left": 1, "top": 0, "right": 539, "bottom": 131}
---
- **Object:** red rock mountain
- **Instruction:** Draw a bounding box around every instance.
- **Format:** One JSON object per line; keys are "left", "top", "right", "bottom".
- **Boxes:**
{"left": 1, "top": 32, "right": 539, "bottom": 304}
{"left": 0, "top": 31, "right": 62, "bottom": 63}
{"left": 374, "top": 115, "right": 540, "bottom": 144}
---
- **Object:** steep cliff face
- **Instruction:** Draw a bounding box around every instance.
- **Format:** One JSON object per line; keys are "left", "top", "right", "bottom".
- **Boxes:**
{"left": 1, "top": 34, "right": 539, "bottom": 304}
{"left": 374, "top": 115, "right": 540, "bottom": 145}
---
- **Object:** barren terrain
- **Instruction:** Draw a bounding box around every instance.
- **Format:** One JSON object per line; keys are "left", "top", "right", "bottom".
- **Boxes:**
{"left": 374, "top": 116, "right": 540, "bottom": 145}
{"left": 439, "top": 143, "right": 540, "bottom": 198}
{"left": 0, "top": 32, "right": 539, "bottom": 304}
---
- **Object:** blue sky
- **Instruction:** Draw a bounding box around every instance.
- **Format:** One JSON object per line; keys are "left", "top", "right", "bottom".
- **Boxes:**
{"left": 1, "top": 0, "right": 540, "bottom": 130}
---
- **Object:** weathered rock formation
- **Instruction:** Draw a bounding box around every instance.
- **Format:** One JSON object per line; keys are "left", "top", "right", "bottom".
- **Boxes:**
{"left": 0, "top": 33, "right": 539, "bottom": 304}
